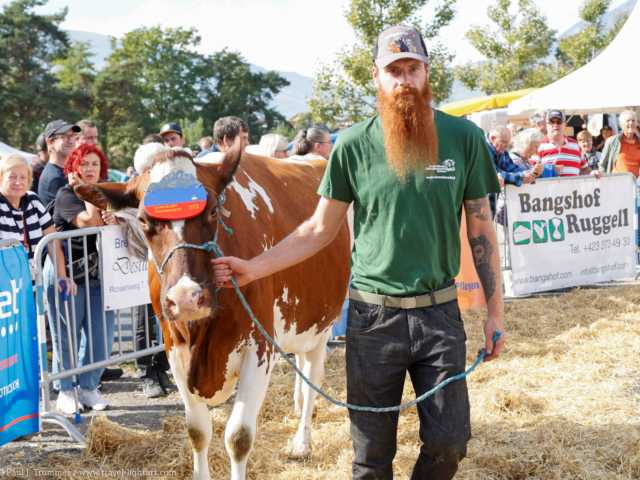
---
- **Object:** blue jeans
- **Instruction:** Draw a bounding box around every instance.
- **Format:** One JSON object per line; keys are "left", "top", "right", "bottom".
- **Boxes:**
{"left": 346, "top": 298, "right": 471, "bottom": 480}
{"left": 44, "top": 258, "right": 115, "bottom": 392}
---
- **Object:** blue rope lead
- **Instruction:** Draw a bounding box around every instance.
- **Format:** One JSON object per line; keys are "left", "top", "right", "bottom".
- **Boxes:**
{"left": 149, "top": 194, "right": 501, "bottom": 411}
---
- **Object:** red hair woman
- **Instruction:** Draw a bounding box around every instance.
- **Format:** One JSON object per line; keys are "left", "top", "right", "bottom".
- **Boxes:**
{"left": 44, "top": 144, "right": 118, "bottom": 415}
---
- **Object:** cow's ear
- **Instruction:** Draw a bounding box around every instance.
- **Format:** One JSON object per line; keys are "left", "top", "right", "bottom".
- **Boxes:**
{"left": 212, "top": 138, "right": 243, "bottom": 195}
{"left": 75, "top": 175, "right": 144, "bottom": 211}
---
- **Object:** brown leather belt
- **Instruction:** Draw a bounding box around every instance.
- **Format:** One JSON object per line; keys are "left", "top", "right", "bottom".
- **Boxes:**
{"left": 349, "top": 284, "right": 458, "bottom": 309}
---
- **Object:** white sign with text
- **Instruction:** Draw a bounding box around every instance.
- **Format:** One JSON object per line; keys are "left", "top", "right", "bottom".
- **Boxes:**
{"left": 100, "top": 226, "right": 151, "bottom": 310}
{"left": 505, "top": 174, "right": 637, "bottom": 295}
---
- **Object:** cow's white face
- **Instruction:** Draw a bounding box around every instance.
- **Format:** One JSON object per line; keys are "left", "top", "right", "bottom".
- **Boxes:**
{"left": 143, "top": 157, "right": 212, "bottom": 321}
{"left": 139, "top": 153, "right": 222, "bottom": 322}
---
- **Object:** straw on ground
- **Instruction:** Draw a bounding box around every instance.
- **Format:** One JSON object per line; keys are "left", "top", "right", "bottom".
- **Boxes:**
{"left": 34, "top": 286, "right": 640, "bottom": 479}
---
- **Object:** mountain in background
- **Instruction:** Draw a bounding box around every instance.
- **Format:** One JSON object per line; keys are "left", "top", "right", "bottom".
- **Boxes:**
{"left": 561, "top": 0, "right": 636, "bottom": 38}
{"left": 67, "top": 30, "right": 113, "bottom": 69}
{"left": 67, "top": 0, "right": 636, "bottom": 118}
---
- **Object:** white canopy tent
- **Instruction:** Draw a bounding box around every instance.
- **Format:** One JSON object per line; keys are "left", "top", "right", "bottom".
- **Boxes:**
{"left": 508, "top": 4, "right": 640, "bottom": 117}
{"left": 0, "top": 141, "right": 38, "bottom": 165}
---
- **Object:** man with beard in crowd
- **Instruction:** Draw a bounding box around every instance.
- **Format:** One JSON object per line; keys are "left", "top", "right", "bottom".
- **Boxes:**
{"left": 211, "top": 25, "right": 504, "bottom": 480}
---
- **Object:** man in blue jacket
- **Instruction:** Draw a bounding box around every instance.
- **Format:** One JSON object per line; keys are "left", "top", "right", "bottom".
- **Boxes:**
{"left": 485, "top": 125, "right": 536, "bottom": 217}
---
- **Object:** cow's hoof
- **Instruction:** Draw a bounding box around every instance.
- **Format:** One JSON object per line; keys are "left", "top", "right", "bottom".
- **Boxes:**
{"left": 287, "top": 449, "right": 311, "bottom": 462}
{"left": 295, "top": 405, "right": 318, "bottom": 418}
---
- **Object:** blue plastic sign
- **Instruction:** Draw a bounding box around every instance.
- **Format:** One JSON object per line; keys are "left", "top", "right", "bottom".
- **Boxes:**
{"left": 0, "top": 247, "right": 39, "bottom": 446}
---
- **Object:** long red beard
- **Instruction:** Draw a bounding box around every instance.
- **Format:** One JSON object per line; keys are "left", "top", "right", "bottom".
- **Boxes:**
{"left": 378, "top": 82, "right": 439, "bottom": 183}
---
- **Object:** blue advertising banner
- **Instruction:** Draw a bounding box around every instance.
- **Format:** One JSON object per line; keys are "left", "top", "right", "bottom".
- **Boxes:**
{"left": 0, "top": 246, "right": 39, "bottom": 446}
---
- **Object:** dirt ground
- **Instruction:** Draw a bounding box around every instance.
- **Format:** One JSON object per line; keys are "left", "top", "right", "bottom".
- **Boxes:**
{"left": 0, "top": 363, "right": 186, "bottom": 475}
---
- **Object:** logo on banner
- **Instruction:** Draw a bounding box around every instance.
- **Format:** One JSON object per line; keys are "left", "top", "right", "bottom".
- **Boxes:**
{"left": 549, "top": 218, "right": 565, "bottom": 242}
{"left": 144, "top": 170, "right": 207, "bottom": 220}
{"left": 513, "top": 222, "right": 531, "bottom": 245}
{"left": 513, "top": 218, "right": 565, "bottom": 246}
{"left": 532, "top": 221, "right": 548, "bottom": 244}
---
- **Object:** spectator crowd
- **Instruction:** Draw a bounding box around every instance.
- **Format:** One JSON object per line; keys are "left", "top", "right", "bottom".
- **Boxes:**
{"left": 484, "top": 108, "right": 640, "bottom": 226}
{"left": 0, "top": 104, "right": 636, "bottom": 416}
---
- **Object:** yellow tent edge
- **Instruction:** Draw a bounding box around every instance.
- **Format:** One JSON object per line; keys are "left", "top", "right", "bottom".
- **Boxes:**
{"left": 439, "top": 88, "right": 539, "bottom": 117}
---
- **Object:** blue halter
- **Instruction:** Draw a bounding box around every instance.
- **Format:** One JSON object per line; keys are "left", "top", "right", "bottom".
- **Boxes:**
{"left": 149, "top": 193, "right": 233, "bottom": 276}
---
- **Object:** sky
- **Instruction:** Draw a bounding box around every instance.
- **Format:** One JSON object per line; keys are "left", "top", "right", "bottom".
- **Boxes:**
{"left": 4, "top": 0, "right": 631, "bottom": 77}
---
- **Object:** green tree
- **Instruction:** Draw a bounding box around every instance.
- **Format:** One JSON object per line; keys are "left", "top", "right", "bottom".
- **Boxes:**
{"left": 90, "top": 61, "right": 148, "bottom": 170}
{"left": 455, "top": 0, "right": 562, "bottom": 95}
{"left": 200, "top": 49, "right": 290, "bottom": 141}
{"left": 51, "top": 40, "right": 96, "bottom": 119}
{"left": 180, "top": 117, "right": 205, "bottom": 151}
{"left": 0, "top": 0, "right": 69, "bottom": 150}
{"left": 557, "top": 0, "right": 627, "bottom": 70}
{"left": 108, "top": 26, "right": 212, "bottom": 123}
{"left": 310, "top": 0, "right": 457, "bottom": 126}
{"left": 270, "top": 121, "right": 295, "bottom": 141}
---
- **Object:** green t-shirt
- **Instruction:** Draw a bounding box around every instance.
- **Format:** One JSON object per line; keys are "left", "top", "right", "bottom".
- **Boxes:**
{"left": 318, "top": 110, "right": 500, "bottom": 296}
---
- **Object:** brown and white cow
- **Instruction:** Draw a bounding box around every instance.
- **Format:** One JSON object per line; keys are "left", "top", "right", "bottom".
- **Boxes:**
{"left": 76, "top": 144, "right": 351, "bottom": 479}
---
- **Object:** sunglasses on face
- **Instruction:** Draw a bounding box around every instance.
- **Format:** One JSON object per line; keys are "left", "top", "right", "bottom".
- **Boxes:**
{"left": 548, "top": 120, "right": 564, "bottom": 126}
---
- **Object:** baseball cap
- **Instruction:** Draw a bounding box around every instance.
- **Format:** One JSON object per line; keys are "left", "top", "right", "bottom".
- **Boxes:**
{"left": 44, "top": 120, "right": 81, "bottom": 139}
{"left": 36, "top": 133, "right": 47, "bottom": 152}
{"left": 159, "top": 123, "right": 183, "bottom": 137}
{"left": 373, "top": 25, "right": 429, "bottom": 69}
{"left": 546, "top": 110, "right": 565, "bottom": 122}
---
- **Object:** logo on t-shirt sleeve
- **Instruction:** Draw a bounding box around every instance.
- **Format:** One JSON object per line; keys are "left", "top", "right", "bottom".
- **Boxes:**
{"left": 426, "top": 159, "right": 456, "bottom": 179}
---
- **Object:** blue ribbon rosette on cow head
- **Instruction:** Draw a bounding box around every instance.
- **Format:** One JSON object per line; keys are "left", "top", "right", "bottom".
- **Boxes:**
{"left": 143, "top": 170, "right": 207, "bottom": 220}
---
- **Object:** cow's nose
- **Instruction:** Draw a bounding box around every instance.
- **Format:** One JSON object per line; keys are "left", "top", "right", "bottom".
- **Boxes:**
{"left": 165, "top": 275, "right": 212, "bottom": 321}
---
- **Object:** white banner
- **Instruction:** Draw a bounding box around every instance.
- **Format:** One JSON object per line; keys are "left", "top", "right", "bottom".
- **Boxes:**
{"left": 100, "top": 226, "right": 151, "bottom": 310}
{"left": 505, "top": 174, "right": 637, "bottom": 295}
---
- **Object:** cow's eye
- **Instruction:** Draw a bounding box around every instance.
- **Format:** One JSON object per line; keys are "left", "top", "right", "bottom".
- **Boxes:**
{"left": 137, "top": 217, "right": 147, "bottom": 225}
{"left": 210, "top": 206, "right": 218, "bottom": 217}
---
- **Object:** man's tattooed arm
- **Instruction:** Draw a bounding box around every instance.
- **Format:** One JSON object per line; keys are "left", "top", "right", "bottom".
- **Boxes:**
{"left": 465, "top": 198, "right": 491, "bottom": 221}
{"left": 469, "top": 235, "right": 497, "bottom": 302}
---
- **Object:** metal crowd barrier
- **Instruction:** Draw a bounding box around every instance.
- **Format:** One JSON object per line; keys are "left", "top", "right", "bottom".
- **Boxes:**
{"left": 31, "top": 228, "right": 164, "bottom": 444}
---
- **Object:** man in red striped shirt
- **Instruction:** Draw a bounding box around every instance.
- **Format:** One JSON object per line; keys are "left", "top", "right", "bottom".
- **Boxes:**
{"left": 531, "top": 110, "right": 603, "bottom": 179}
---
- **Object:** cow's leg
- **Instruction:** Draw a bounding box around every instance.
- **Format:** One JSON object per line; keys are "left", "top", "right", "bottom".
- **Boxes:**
{"left": 168, "top": 347, "right": 212, "bottom": 480}
{"left": 225, "top": 347, "right": 275, "bottom": 480}
{"left": 288, "top": 328, "right": 331, "bottom": 460}
{"left": 294, "top": 353, "right": 318, "bottom": 418}
{"left": 294, "top": 353, "right": 305, "bottom": 417}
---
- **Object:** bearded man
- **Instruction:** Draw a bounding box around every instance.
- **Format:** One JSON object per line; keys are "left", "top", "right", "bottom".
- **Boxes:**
{"left": 212, "top": 25, "right": 504, "bottom": 480}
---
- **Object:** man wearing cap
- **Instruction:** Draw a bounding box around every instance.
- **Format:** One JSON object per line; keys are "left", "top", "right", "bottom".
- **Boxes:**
{"left": 31, "top": 132, "right": 49, "bottom": 193}
{"left": 38, "top": 120, "right": 81, "bottom": 206}
{"left": 531, "top": 110, "right": 603, "bottom": 179}
{"left": 158, "top": 122, "right": 185, "bottom": 148}
{"left": 596, "top": 125, "right": 614, "bottom": 152}
{"left": 212, "top": 24, "right": 504, "bottom": 480}
{"left": 196, "top": 116, "right": 250, "bottom": 159}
